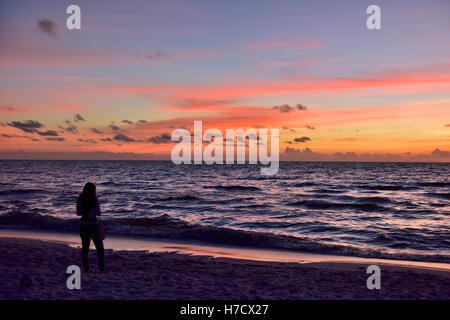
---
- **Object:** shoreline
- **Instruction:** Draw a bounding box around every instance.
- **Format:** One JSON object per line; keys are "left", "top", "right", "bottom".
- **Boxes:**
{"left": 1, "top": 229, "right": 450, "bottom": 272}
{"left": 0, "top": 232, "right": 449, "bottom": 299}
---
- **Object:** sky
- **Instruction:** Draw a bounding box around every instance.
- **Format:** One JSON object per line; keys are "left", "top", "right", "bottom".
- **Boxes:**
{"left": 0, "top": 0, "right": 449, "bottom": 161}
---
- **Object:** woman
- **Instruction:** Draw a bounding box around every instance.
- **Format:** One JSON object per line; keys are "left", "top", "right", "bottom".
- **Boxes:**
{"left": 76, "top": 182, "right": 104, "bottom": 272}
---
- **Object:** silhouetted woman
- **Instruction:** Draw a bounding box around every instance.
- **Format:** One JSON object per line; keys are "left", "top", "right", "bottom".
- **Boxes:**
{"left": 76, "top": 182, "right": 104, "bottom": 272}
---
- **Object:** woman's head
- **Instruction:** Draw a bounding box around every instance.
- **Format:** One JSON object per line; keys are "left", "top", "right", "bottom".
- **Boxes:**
{"left": 81, "top": 182, "right": 96, "bottom": 198}
{"left": 78, "top": 182, "right": 97, "bottom": 216}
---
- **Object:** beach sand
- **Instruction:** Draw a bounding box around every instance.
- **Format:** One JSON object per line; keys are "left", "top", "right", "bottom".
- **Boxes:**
{"left": 0, "top": 237, "right": 449, "bottom": 300}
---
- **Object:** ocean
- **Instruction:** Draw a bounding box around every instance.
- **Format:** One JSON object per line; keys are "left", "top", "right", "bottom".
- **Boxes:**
{"left": 0, "top": 160, "right": 448, "bottom": 262}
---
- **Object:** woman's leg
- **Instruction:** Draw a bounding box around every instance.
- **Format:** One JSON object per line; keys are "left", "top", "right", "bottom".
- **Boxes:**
{"left": 92, "top": 227, "right": 105, "bottom": 271}
{"left": 79, "top": 225, "right": 91, "bottom": 272}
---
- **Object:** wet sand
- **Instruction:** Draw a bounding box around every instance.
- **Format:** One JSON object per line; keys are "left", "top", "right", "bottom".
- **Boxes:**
{"left": 0, "top": 237, "right": 449, "bottom": 300}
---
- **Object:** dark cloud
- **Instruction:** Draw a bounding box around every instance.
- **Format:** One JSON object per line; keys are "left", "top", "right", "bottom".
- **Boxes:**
{"left": 91, "top": 128, "right": 103, "bottom": 134}
{"left": 216, "top": 133, "right": 264, "bottom": 147}
{"left": 273, "top": 104, "right": 294, "bottom": 113}
{"left": 122, "top": 120, "right": 133, "bottom": 125}
{"left": 73, "top": 114, "right": 86, "bottom": 122}
{"left": 281, "top": 147, "right": 450, "bottom": 162}
{"left": 431, "top": 148, "right": 450, "bottom": 157}
{"left": 282, "top": 126, "right": 296, "bottom": 132}
{"left": 58, "top": 124, "right": 78, "bottom": 133}
{"left": 1, "top": 148, "right": 448, "bottom": 162}
{"left": 145, "top": 51, "right": 169, "bottom": 60}
{"left": 295, "top": 104, "right": 308, "bottom": 111}
{"left": 305, "top": 125, "right": 316, "bottom": 130}
{"left": 1, "top": 134, "right": 20, "bottom": 138}
{"left": 286, "top": 136, "right": 311, "bottom": 144}
{"left": 1, "top": 134, "right": 40, "bottom": 141}
{"left": 273, "top": 104, "right": 308, "bottom": 113}
{"left": 294, "top": 136, "right": 311, "bottom": 143}
{"left": 281, "top": 147, "right": 324, "bottom": 161}
{"left": 246, "top": 133, "right": 262, "bottom": 141}
{"left": 36, "top": 130, "right": 59, "bottom": 136}
{"left": 137, "top": 120, "right": 148, "bottom": 125}
{"left": 147, "top": 133, "right": 172, "bottom": 144}
{"left": 37, "top": 19, "right": 56, "bottom": 38}
{"left": 46, "top": 137, "right": 65, "bottom": 142}
{"left": 113, "top": 133, "right": 135, "bottom": 142}
{"left": 78, "top": 138, "right": 97, "bottom": 144}
{"left": 284, "top": 147, "right": 313, "bottom": 154}
{"left": 100, "top": 138, "right": 113, "bottom": 142}
{"left": 7, "top": 120, "right": 44, "bottom": 133}
{"left": 110, "top": 124, "right": 120, "bottom": 131}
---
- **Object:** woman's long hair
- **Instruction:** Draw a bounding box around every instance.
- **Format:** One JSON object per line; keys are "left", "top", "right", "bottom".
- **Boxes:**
{"left": 77, "top": 182, "right": 97, "bottom": 217}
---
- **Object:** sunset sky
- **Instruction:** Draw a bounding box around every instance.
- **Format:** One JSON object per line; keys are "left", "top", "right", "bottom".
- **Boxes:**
{"left": 1, "top": 0, "right": 449, "bottom": 161}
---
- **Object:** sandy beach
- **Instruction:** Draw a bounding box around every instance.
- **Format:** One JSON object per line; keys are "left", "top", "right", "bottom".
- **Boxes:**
{"left": 1, "top": 236, "right": 449, "bottom": 300}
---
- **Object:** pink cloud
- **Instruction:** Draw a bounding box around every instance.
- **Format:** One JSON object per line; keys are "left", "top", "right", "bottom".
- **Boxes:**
{"left": 247, "top": 39, "right": 322, "bottom": 50}
{"left": 119, "top": 74, "right": 450, "bottom": 100}
{"left": 0, "top": 39, "right": 170, "bottom": 69}
{"left": 0, "top": 103, "right": 85, "bottom": 115}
